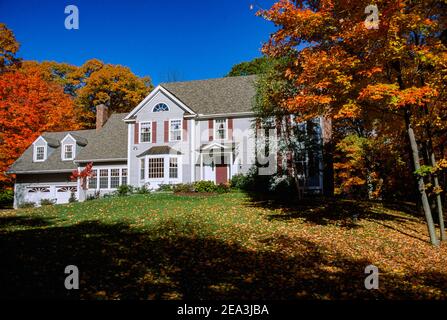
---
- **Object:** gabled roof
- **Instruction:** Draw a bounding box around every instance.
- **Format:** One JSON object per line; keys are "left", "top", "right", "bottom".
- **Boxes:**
{"left": 8, "top": 129, "right": 96, "bottom": 173}
{"left": 74, "top": 113, "right": 128, "bottom": 162}
{"left": 160, "top": 75, "right": 257, "bottom": 115}
{"left": 137, "top": 146, "right": 182, "bottom": 157}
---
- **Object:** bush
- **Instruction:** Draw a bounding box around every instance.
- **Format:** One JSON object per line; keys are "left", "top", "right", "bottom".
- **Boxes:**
{"left": 158, "top": 184, "right": 173, "bottom": 192}
{"left": 0, "top": 189, "right": 14, "bottom": 208}
{"left": 173, "top": 183, "right": 194, "bottom": 193}
{"left": 216, "top": 183, "right": 231, "bottom": 193}
{"left": 116, "top": 184, "right": 133, "bottom": 196}
{"left": 40, "top": 198, "right": 55, "bottom": 206}
{"left": 230, "top": 173, "right": 248, "bottom": 189}
{"left": 134, "top": 185, "right": 151, "bottom": 194}
{"left": 68, "top": 192, "right": 77, "bottom": 203}
{"left": 193, "top": 181, "right": 217, "bottom": 193}
{"left": 86, "top": 191, "right": 100, "bottom": 201}
{"left": 18, "top": 201, "right": 35, "bottom": 208}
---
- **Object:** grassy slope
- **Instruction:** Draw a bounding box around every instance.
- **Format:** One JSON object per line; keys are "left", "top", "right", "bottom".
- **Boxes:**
{"left": 0, "top": 192, "right": 446, "bottom": 299}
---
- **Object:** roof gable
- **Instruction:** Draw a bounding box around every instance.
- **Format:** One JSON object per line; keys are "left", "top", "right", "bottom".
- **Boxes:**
{"left": 124, "top": 86, "right": 195, "bottom": 121}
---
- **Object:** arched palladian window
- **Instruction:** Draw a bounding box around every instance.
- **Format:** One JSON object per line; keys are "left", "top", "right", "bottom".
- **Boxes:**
{"left": 153, "top": 103, "right": 169, "bottom": 112}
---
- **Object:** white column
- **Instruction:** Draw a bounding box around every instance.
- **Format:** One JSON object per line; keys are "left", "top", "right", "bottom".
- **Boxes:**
{"left": 190, "top": 119, "right": 195, "bottom": 182}
{"left": 229, "top": 151, "right": 233, "bottom": 179}
{"left": 200, "top": 153, "right": 203, "bottom": 180}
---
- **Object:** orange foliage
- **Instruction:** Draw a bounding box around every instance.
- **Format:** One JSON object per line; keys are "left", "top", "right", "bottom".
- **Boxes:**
{"left": 0, "top": 70, "right": 80, "bottom": 185}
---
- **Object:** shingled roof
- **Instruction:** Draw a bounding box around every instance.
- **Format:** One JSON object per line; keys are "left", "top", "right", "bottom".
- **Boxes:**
{"left": 160, "top": 75, "right": 257, "bottom": 115}
{"left": 74, "top": 113, "right": 128, "bottom": 162}
{"left": 8, "top": 129, "right": 97, "bottom": 173}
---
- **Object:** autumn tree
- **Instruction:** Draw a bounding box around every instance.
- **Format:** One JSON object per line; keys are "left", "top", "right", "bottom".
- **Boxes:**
{"left": 73, "top": 59, "right": 152, "bottom": 127}
{"left": 19, "top": 59, "right": 153, "bottom": 127}
{"left": 0, "top": 70, "right": 80, "bottom": 186}
{"left": 260, "top": 0, "right": 446, "bottom": 245}
{"left": 0, "top": 23, "right": 20, "bottom": 72}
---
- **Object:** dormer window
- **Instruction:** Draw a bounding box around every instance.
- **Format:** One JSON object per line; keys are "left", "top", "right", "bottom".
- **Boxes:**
{"left": 63, "top": 144, "right": 74, "bottom": 160}
{"left": 35, "top": 146, "right": 45, "bottom": 161}
{"left": 153, "top": 103, "right": 169, "bottom": 112}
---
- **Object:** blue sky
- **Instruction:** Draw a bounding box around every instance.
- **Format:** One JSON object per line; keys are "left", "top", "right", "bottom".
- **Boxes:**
{"left": 0, "top": 0, "right": 276, "bottom": 85}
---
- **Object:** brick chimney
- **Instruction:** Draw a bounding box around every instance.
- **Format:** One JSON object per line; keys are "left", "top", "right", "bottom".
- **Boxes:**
{"left": 96, "top": 104, "right": 109, "bottom": 131}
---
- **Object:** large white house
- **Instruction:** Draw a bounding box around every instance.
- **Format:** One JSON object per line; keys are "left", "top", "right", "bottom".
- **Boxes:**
{"left": 8, "top": 75, "right": 325, "bottom": 208}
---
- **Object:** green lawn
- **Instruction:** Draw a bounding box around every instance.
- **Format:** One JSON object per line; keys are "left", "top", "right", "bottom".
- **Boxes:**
{"left": 0, "top": 191, "right": 446, "bottom": 299}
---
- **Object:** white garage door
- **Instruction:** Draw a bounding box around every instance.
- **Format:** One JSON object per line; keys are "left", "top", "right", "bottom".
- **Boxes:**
{"left": 26, "top": 186, "right": 52, "bottom": 205}
{"left": 25, "top": 185, "right": 77, "bottom": 205}
{"left": 55, "top": 186, "right": 77, "bottom": 204}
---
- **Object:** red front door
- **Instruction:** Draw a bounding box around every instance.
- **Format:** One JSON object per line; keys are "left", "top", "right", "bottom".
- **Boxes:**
{"left": 215, "top": 165, "right": 228, "bottom": 184}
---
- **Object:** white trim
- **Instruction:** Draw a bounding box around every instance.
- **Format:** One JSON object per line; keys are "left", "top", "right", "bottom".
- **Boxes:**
{"left": 189, "top": 111, "right": 255, "bottom": 119}
{"left": 127, "top": 123, "right": 131, "bottom": 186}
{"left": 124, "top": 85, "right": 196, "bottom": 120}
{"left": 202, "top": 142, "right": 229, "bottom": 150}
{"left": 62, "top": 143, "right": 75, "bottom": 161}
{"left": 74, "top": 158, "right": 127, "bottom": 163}
{"left": 32, "top": 136, "right": 48, "bottom": 162}
{"left": 34, "top": 145, "right": 46, "bottom": 162}
{"left": 9, "top": 169, "right": 73, "bottom": 174}
{"left": 139, "top": 121, "right": 152, "bottom": 144}
{"left": 214, "top": 118, "right": 228, "bottom": 141}
{"left": 61, "top": 133, "right": 75, "bottom": 144}
{"left": 168, "top": 118, "right": 183, "bottom": 142}
{"left": 190, "top": 119, "right": 195, "bottom": 182}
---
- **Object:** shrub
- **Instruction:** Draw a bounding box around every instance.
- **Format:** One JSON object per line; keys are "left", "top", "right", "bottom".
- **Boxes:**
{"left": 40, "top": 198, "right": 55, "bottom": 206}
{"left": 116, "top": 184, "right": 133, "bottom": 196}
{"left": 173, "top": 183, "right": 194, "bottom": 193}
{"left": 134, "top": 185, "right": 151, "bottom": 194}
{"left": 0, "top": 189, "right": 14, "bottom": 208}
{"left": 18, "top": 201, "right": 35, "bottom": 208}
{"left": 193, "top": 180, "right": 217, "bottom": 193}
{"left": 216, "top": 183, "right": 231, "bottom": 193}
{"left": 68, "top": 192, "right": 77, "bottom": 203}
{"left": 158, "top": 184, "right": 173, "bottom": 192}
{"left": 238, "top": 166, "right": 271, "bottom": 193}
{"left": 86, "top": 191, "right": 100, "bottom": 201}
{"left": 230, "top": 173, "right": 248, "bottom": 189}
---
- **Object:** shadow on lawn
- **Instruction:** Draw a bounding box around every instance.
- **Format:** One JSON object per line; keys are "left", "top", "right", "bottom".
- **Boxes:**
{"left": 0, "top": 216, "right": 445, "bottom": 299}
{"left": 245, "top": 193, "right": 421, "bottom": 230}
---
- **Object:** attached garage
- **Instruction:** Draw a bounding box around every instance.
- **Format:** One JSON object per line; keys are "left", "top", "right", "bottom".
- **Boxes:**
{"left": 13, "top": 173, "right": 77, "bottom": 208}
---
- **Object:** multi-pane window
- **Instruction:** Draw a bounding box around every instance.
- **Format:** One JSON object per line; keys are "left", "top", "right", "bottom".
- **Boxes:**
{"left": 169, "top": 158, "right": 178, "bottom": 179}
{"left": 140, "top": 122, "right": 151, "bottom": 143}
{"left": 35, "top": 146, "right": 45, "bottom": 161}
{"left": 140, "top": 159, "right": 145, "bottom": 180}
{"left": 99, "top": 169, "right": 109, "bottom": 189}
{"left": 215, "top": 119, "right": 227, "bottom": 140}
{"left": 153, "top": 103, "right": 169, "bottom": 112}
{"left": 64, "top": 144, "right": 73, "bottom": 160}
{"left": 148, "top": 158, "right": 164, "bottom": 179}
{"left": 121, "top": 168, "right": 127, "bottom": 185}
{"left": 88, "top": 169, "right": 97, "bottom": 189}
{"left": 170, "top": 119, "right": 182, "bottom": 141}
{"left": 110, "top": 169, "right": 120, "bottom": 188}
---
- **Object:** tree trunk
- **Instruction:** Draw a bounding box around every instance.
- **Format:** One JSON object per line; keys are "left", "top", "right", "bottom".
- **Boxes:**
{"left": 430, "top": 152, "right": 446, "bottom": 241}
{"left": 404, "top": 109, "right": 439, "bottom": 245}
{"left": 322, "top": 116, "right": 334, "bottom": 197}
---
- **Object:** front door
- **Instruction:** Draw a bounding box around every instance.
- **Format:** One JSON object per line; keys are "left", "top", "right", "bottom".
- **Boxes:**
{"left": 215, "top": 164, "right": 228, "bottom": 184}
